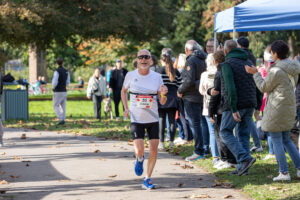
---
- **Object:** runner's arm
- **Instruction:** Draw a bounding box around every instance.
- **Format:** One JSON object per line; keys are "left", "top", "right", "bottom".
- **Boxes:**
{"left": 121, "top": 86, "right": 129, "bottom": 117}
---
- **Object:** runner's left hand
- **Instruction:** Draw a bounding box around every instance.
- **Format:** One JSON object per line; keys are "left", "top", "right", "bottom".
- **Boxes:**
{"left": 160, "top": 85, "right": 168, "bottom": 95}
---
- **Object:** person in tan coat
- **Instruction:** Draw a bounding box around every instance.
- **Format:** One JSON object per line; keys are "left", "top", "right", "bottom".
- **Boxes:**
{"left": 246, "top": 40, "right": 300, "bottom": 181}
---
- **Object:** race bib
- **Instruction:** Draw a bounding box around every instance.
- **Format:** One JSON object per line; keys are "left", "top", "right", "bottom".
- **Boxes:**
{"left": 136, "top": 95, "right": 153, "bottom": 109}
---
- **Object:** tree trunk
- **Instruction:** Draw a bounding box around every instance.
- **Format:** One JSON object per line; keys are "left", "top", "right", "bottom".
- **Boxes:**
{"left": 29, "top": 45, "right": 47, "bottom": 84}
{"left": 288, "top": 35, "right": 296, "bottom": 58}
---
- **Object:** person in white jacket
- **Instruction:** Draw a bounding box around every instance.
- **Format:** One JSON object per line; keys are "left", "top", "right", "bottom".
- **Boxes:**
{"left": 199, "top": 53, "right": 219, "bottom": 164}
{"left": 87, "top": 68, "right": 107, "bottom": 121}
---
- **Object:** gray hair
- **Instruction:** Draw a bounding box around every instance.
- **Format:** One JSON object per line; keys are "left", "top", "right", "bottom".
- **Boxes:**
{"left": 137, "top": 49, "right": 151, "bottom": 56}
{"left": 185, "top": 40, "right": 203, "bottom": 51}
{"left": 224, "top": 40, "right": 237, "bottom": 53}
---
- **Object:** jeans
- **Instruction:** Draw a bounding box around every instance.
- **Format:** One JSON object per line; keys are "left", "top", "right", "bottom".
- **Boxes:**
{"left": 184, "top": 100, "right": 204, "bottom": 155}
{"left": 92, "top": 95, "right": 103, "bottom": 119}
{"left": 159, "top": 108, "right": 176, "bottom": 142}
{"left": 214, "top": 115, "right": 237, "bottom": 164}
{"left": 176, "top": 118, "right": 184, "bottom": 139}
{"left": 250, "top": 118, "right": 261, "bottom": 148}
{"left": 220, "top": 108, "right": 253, "bottom": 163}
{"left": 201, "top": 116, "right": 210, "bottom": 154}
{"left": 270, "top": 131, "right": 300, "bottom": 173}
{"left": 267, "top": 133, "right": 274, "bottom": 154}
{"left": 205, "top": 116, "right": 219, "bottom": 158}
{"left": 166, "top": 114, "right": 170, "bottom": 138}
{"left": 178, "top": 99, "right": 193, "bottom": 141}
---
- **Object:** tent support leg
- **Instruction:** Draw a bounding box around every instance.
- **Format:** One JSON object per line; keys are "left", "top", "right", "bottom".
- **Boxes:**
{"left": 214, "top": 32, "right": 217, "bottom": 52}
{"left": 233, "top": 28, "right": 237, "bottom": 40}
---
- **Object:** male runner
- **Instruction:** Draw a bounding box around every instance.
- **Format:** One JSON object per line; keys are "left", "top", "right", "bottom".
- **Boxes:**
{"left": 121, "top": 49, "right": 168, "bottom": 189}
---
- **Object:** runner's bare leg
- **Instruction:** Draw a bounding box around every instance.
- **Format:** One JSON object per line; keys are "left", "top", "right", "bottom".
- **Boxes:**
{"left": 147, "top": 139, "right": 159, "bottom": 177}
{"left": 134, "top": 139, "right": 144, "bottom": 159}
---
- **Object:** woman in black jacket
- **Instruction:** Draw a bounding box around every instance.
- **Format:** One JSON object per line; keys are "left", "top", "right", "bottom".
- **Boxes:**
{"left": 158, "top": 49, "right": 181, "bottom": 150}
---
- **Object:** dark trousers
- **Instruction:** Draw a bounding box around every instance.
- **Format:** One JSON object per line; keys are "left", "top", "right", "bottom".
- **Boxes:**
{"left": 159, "top": 108, "right": 176, "bottom": 142}
{"left": 214, "top": 114, "right": 237, "bottom": 164}
{"left": 177, "top": 99, "right": 193, "bottom": 141}
{"left": 93, "top": 95, "right": 103, "bottom": 119}
{"left": 113, "top": 89, "right": 122, "bottom": 117}
{"left": 184, "top": 100, "right": 204, "bottom": 156}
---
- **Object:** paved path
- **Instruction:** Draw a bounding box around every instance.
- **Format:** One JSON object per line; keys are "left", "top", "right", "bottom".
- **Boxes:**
{"left": 0, "top": 128, "right": 251, "bottom": 200}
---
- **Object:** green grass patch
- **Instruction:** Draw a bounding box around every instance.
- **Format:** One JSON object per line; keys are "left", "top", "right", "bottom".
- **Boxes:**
{"left": 170, "top": 141, "right": 300, "bottom": 200}
{"left": 4, "top": 100, "right": 131, "bottom": 140}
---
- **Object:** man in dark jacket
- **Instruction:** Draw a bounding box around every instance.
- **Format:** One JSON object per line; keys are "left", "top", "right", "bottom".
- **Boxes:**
{"left": 237, "top": 36, "right": 256, "bottom": 66}
{"left": 220, "top": 40, "right": 259, "bottom": 176}
{"left": 109, "top": 59, "right": 128, "bottom": 120}
{"left": 177, "top": 40, "right": 207, "bottom": 161}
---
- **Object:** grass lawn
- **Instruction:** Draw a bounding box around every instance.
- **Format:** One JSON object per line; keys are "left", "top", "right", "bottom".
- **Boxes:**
{"left": 3, "top": 100, "right": 300, "bottom": 200}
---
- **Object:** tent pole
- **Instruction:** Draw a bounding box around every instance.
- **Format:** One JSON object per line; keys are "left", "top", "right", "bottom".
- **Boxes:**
{"left": 233, "top": 28, "right": 237, "bottom": 40}
{"left": 214, "top": 32, "right": 217, "bottom": 52}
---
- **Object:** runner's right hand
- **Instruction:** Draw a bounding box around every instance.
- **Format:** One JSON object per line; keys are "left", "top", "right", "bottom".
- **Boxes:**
{"left": 123, "top": 108, "right": 129, "bottom": 117}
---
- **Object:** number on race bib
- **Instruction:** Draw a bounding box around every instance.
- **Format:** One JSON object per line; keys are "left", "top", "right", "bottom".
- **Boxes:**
{"left": 136, "top": 95, "right": 153, "bottom": 109}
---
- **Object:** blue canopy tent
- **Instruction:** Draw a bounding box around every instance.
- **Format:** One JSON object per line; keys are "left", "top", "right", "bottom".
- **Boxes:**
{"left": 213, "top": 0, "right": 300, "bottom": 50}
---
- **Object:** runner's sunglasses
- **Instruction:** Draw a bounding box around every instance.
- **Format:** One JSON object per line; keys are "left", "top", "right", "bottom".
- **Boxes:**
{"left": 137, "top": 55, "right": 151, "bottom": 60}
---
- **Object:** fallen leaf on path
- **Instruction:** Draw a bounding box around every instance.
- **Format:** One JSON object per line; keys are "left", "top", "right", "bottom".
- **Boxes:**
{"left": 171, "top": 162, "right": 181, "bottom": 165}
{"left": 199, "top": 185, "right": 207, "bottom": 188}
{"left": 0, "top": 171, "right": 5, "bottom": 175}
{"left": 21, "top": 160, "right": 31, "bottom": 163}
{"left": 94, "top": 150, "right": 101, "bottom": 153}
{"left": 0, "top": 180, "right": 8, "bottom": 184}
{"left": 56, "top": 142, "right": 64, "bottom": 144}
{"left": 26, "top": 164, "right": 30, "bottom": 167}
{"left": 269, "top": 186, "right": 282, "bottom": 191}
{"left": 98, "top": 157, "right": 106, "bottom": 161}
{"left": 189, "top": 194, "right": 211, "bottom": 199}
{"left": 211, "top": 183, "right": 222, "bottom": 187}
{"left": 198, "top": 178, "right": 203, "bottom": 180}
{"left": 13, "top": 156, "right": 21, "bottom": 160}
{"left": 0, "top": 190, "right": 6, "bottom": 194}
{"left": 223, "top": 194, "right": 233, "bottom": 199}
{"left": 58, "top": 180, "right": 70, "bottom": 182}
{"left": 181, "top": 164, "right": 194, "bottom": 169}
{"left": 108, "top": 175, "right": 117, "bottom": 178}
{"left": 9, "top": 175, "right": 19, "bottom": 179}
{"left": 89, "top": 141, "right": 94, "bottom": 143}
{"left": 178, "top": 183, "right": 184, "bottom": 187}
{"left": 20, "top": 134, "right": 26, "bottom": 139}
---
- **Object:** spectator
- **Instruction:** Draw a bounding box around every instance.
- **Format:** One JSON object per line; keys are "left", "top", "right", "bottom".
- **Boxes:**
{"left": 208, "top": 50, "right": 237, "bottom": 169}
{"left": 150, "top": 55, "right": 159, "bottom": 72}
{"left": 199, "top": 53, "right": 219, "bottom": 164}
{"left": 76, "top": 76, "right": 84, "bottom": 88}
{"left": 109, "top": 59, "right": 128, "bottom": 120}
{"left": 237, "top": 36, "right": 256, "bottom": 66}
{"left": 220, "top": 40, "right": 259, "bottom": 176}
{"left": 246, "top": 40, "right": 300, "bottom": 181}
{"left": 52, "top": 58, "right": 70, "bottom": 125}
{"left": 206, "top": 38, "right": 215, "bottom": 54}
{"left": 177, "top": 40, "right": 207, "bottom": 161}
{"left": 173, "top": 54, "right": 193, "bottom": 145}
{"left": 133, "top": 60, "right": 138, "bottom": 70}
{"left": 157, "top": 48, "right": 181, "bottom": 150}
{"left": 87, "top": 68, "right": 107, "bottom": 121}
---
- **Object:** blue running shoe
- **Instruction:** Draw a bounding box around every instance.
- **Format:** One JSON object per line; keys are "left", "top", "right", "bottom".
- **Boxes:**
{"left": 142, "top": 178, "right": 156, "bottom": 190}
{"left": 134, "top": 156, "right": 144, "bottom": 176}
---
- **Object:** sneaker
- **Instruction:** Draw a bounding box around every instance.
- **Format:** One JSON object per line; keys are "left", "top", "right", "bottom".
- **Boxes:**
{"left": 263, "top": 154, "right": 275, "bottom": 160}
{"left": 165, "top": 136, "right": 170, "bottom": 142}
{"left": 217, "top": 161, "right": 235, "bottom": 170}
{"left": 158, "top": 143, "right": 165, "bottom": 150}
{"left": 213, "top": 160, "right": 226, "bottom": 169}
{"left": 238, "top": 158, "right": 256, "bottom": 176}
{"left": 231, "top": 169, "right": 249, "bottom": 175}
{"left": 169, "top": 142, "right": 175, "bottom": 149}
{"left": 212, "top": 158, "right": 219, "bottom": 165}
{"left": 142, "top": 178, "right": 156, "bottom": 190}
{"left": 57, "top": 120, "right": 65, "bottom": 125}
{"left": 185, "top": 153, "right": 204, "bottom": 162}
{"left": 134, "top": 156, "right": 144, "bottom": 176}
{"left": 250, "top": 146, "right": 263, "bottom": 152}
{"left": 174, "top": 137, "right": 183, "bottom": 144}
{"left": 273, "top": 173, "right": 291, "bottom": 181}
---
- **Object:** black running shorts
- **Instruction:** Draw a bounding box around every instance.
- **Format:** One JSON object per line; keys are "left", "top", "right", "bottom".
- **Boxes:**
{"left": 130, "top": 122, "right": 159, "bottom": 140}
